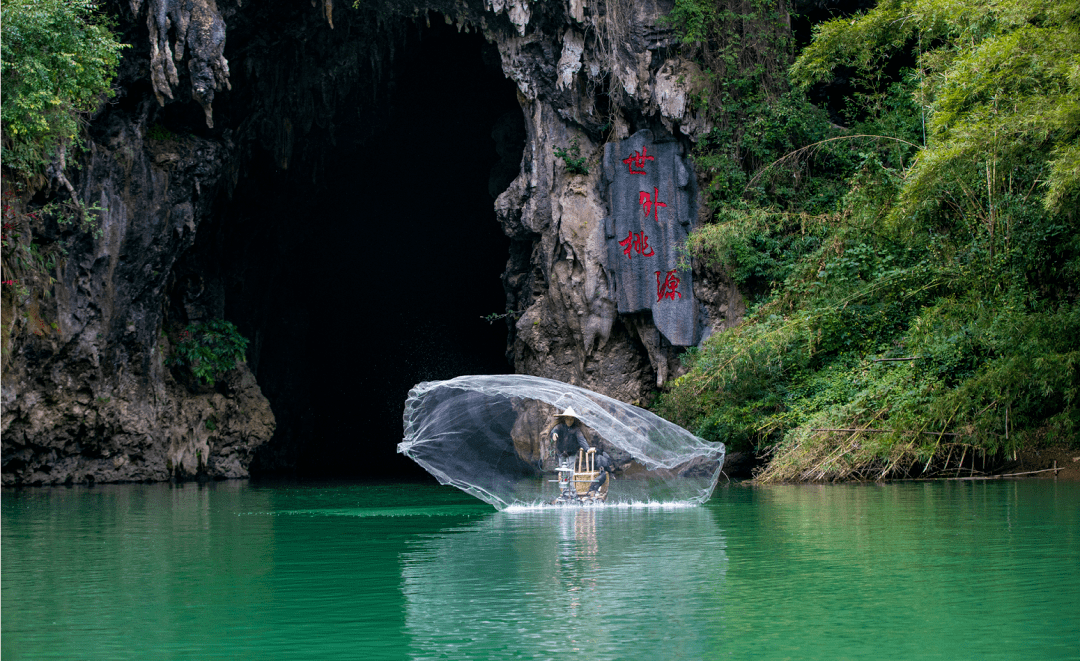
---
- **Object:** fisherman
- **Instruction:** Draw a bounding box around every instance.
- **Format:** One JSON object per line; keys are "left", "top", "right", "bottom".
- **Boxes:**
{"left": 549, "top": 406, "right": 592, "bottom": 463}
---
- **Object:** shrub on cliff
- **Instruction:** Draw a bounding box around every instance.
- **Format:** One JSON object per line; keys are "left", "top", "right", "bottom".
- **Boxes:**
{"left": 1, "top": 0, "right": 124, "bottom": 178}
{"left": 169, "top": 320, "right": 251, "bottom": 388}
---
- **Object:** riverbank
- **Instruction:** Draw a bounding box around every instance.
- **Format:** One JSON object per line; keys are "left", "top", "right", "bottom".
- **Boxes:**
{"left": 721, "top": 445, "right": 1080, "bottom": 483}
{"left": 1007, "top": 446, "right": 1080, "bottom": 481}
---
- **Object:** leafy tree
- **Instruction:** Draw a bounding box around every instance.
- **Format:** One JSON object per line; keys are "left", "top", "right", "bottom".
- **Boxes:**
{"left": 792, "top": 0, "right": 1080, "bottom": 219}
{"left": 1, "top": 0, "right": 125, "bottom": 178}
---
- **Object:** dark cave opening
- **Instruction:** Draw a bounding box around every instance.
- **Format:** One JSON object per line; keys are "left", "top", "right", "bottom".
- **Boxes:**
{"left": 181, "top": 20, "right": 525, "bottom": 479}
{"left": 299, "top": 24, "right": 524, "bottom": 478}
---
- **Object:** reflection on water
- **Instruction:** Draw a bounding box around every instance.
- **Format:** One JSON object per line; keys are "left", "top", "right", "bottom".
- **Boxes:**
{"left": 1, "top": 481, "right": 277, "bottom": 660}
{"left": 2, "top": 479, "right": 1078, "bottom": 660}
{"left": 713, "top": 480, "right": 1080, "bottom": 661}
{"left": 401, "top": 507, "right": 726, "bottom": 660}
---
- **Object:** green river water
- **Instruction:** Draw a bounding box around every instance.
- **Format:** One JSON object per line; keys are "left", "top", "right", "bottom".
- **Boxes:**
{"left": 3, "top": 479, "right": 1078, "bottom": 660}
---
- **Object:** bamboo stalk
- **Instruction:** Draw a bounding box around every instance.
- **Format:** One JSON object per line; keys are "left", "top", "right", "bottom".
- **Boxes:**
{"left": 910, "top": 466, "right": 1063, "bottom": 481}
{"left": 812, "top": 428, "right": 959, "bottom": 436}
{"left": 956, "top": 445, "right": 968, "bottom": 478}
{"left": 923, "top": 403, "right": 962, "bottom": 473}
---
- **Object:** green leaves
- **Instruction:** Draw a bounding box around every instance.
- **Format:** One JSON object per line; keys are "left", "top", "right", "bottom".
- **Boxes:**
{"left": 168, "top": 320, "right": 250, "bottom": 388}
{"left": 553, "top": 138, "right": 589, "bottom": 175}
{"left": 790, "top": 0, "right": 1080, "bottom": 217}
{"left": 658, "top": 0, "right": 1080, "bottom": 477}
{"left": 1, "top": 0, "right": 125, "bottom": 177}
{"left": 790, "top": 0, "right": 914, "bottom": 89}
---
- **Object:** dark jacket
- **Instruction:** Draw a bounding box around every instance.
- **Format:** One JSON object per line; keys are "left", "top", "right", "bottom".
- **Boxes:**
{"left": 551, "top": 422, "right": 590, "bottom": 456}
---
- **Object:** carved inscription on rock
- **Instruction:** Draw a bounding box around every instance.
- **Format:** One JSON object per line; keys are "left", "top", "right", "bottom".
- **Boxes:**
{"left": 602, "top": 130, "right": 698, "bottom": 346}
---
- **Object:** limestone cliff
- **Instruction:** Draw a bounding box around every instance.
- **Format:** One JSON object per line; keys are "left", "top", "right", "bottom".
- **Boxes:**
{"left": 485, "top": 0, "right": 746, "bottom": 402}
{"left": 1, "top": 0, "right": 744, "bottom": 484}
{"left": 1, "top": 109, "right": 274, "bottom": 485}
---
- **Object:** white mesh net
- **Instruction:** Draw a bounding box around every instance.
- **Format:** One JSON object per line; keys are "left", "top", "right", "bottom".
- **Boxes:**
{"left": 399, "top": 375, "right": 726, "bottom": 509}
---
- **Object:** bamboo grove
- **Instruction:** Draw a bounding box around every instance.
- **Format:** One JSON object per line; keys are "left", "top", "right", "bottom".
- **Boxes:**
{"left": 657, "top": 0, "right": 1080, "bottom": 480}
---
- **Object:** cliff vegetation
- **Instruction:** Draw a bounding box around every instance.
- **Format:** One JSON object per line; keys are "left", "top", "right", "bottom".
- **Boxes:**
{"left": 2, "top": 0, "right": 122, "bottom": 360}
{"left": 657, "top": 0, "right": 1080, "bottom": 480}
{"left": 1, "top": 0, "right": 124, "bottom": 178}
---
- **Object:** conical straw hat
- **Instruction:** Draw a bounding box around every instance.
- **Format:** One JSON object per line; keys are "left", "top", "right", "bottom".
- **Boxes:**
{"left": 554, "top": 406, "right": 581, "bottom": 420}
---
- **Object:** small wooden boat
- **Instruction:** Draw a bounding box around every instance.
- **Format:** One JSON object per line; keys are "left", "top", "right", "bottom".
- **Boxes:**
{"left": 552, "top": 448, "right": 610, "bottom": 505}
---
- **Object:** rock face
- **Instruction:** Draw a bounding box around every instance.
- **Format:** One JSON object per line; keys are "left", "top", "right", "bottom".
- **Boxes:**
{"left": 1, "top": 106, "right": 275, "bottom": 485}
{"left": 1, "top": 0, "right": 744, "bottom": 484}
{"left": 489, "top": 0, "right": 744, "bottom": 400}
{"left": 602, "top": 130, "right": 701, "bottom": 347}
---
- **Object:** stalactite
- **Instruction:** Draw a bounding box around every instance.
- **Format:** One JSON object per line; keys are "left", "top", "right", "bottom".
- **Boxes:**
{"left": 142, "top": 0, "right": 231, "bottom": 127}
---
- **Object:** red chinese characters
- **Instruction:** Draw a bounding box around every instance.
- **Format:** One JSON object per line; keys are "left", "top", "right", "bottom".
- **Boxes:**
{"left": 655, "top": 269, "right": 682, "bottom": 301}
{"left": 639, "top": 187, "right": 667, "bottom": 221}
{"left": 622, "top": 147, "right": 654, "bottom": 175}
{"left": 618, "top": 230, "right": 655, "bottom": 259}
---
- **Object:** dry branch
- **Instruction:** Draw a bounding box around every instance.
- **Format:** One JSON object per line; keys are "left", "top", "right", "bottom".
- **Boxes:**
{"left": 811, "top": 428, "right": 958, "bottom": 436}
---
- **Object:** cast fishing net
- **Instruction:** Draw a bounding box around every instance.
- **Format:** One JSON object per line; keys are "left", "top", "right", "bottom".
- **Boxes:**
{"left": 399, "top": 374, "right": 726, "bottom": 509}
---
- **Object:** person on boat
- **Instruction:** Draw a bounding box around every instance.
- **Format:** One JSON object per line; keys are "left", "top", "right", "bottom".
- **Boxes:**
{"left": 549, "top": 406, "right": 593, "bottom": 463}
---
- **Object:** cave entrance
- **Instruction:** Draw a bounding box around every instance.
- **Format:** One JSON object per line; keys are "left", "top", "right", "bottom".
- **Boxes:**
{"left": 214, "top": 20, "right": 524, "bottom": 478}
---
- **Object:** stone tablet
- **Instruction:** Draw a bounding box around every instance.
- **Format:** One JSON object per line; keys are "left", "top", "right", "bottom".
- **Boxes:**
{"left": 602, "top": 130, "right": 698, "bottom": 346}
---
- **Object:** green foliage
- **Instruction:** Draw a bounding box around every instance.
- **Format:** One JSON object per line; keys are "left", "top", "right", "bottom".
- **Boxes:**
{"left": 0, "top": 0, "right": 115, "bottom": 319}
{"left": 2, "top": 187, "right": 107, "bottom": 305}
{"left": 666, "top": 1, "right": 928, "bottom": 309}
{"left": 168, "top": 320, "right": 250, "bottom": 388}
{"left": 665, "top": 0, "right": 792, "bottom": 107}
{"left": 656, "top": 0, "right": 1080, "bottom": 479}
{"left": 554, "top": 138, "right": 589, "bottom": 175}
{"left": 1, "top": 0, "right": 125, "bottom": 178}
{"left": 145, "top": 123, "right": 176, "bottom": 142}
{"left": 41, "top": 197, "right": 105, "bottom": 236}
{"left": 791, "top": 0, "right": 1080, "bottom": 217}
